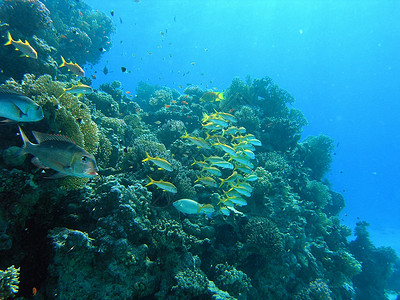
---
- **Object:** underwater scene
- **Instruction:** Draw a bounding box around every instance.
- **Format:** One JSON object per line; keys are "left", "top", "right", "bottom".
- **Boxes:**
{"left": 0, "top": 0, "right": 399, "bottom": 299}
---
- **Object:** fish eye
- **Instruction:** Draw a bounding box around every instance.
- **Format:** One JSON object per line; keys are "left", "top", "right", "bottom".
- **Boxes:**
{"left": 81, "top": 156, "right": 88, "bottom": 162}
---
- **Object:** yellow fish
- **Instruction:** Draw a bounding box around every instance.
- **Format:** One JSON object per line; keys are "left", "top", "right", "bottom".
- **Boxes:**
{"left": 142, "top": 152, "right": 173, "bottom": 171}
{"left": 200, "top": 92, "right": 224, "bottom": 102}
{"left": 146, "top": 176, "right": 177, "bottom": 193}
{"left": 59, "top": 56, "right": 85, "bottom": 77}
{"left": 4, "top": 32, "right": 37, "bottom": 59}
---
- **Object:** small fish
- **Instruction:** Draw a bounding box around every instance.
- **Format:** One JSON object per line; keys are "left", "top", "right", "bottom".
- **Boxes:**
{"left": 63, "top": 84, "right": 93, "bottom": 96}
{"left": 4, "top": 32, "right": 37, "bottom": 59}
{"left": 200, "top": 92, "right": 224, "bottom": 102}
{"left": 201, "top": 166, "right": 222, "bottom": 177}
{"left": 142, "top": 152, "right": 173, "bottom": 171}
{"left": 103, "top": 65, "right": 109, "bottom": 75}
{"left": 212, "top": 141, "right": 237, "bottom": 157}
{"left": 247, "top": 138, "right": 262, "bottom": 146}
{"left": 146, "top": 176, "right": 177, "bottom": 193}
{"left": 219, "top": 171, "right": 238, "bottom": 187}
{"left": 214, "top": 110, "right": 237, "bottom": 123}
{"left": 173, "top": 199, "right": 214, "bottom": 215}
{"left": 244, "top": 174, "right": 258, "bottom": 182}
{"left": 59, "top": 56, "right": 85, "bottom": 76}
{"left": 110, "top": 10, "right": 114, "bottom": 16}
{"left": 0, "top": 89, "right": 43, "bottom": 122}
{"left": 121, "top": 66, "right": 127, "bottom": 73}
{"left": 99, "top": 47, "right": 106, "bottom": 52}
{"left": 181, "top": 131, "right": 211, "bottom": 149}
{"left": 195, "top": 176, "right": 217, "bottom": 188}
{"left": 18, "top": 126, "right": 98, "bottom": 178}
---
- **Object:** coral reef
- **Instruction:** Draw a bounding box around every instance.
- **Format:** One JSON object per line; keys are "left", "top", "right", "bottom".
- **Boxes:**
{"left": 349, "top": 221, "right": 399, "bottom": 299}
{"left": 0, "top": 265, "right": 20, "bottom": 298}
{"left": 0, "top": 0, "right": 52, "bottom": 36}
{"left": 0, "top": 71, "right": 396, "bottom": 300}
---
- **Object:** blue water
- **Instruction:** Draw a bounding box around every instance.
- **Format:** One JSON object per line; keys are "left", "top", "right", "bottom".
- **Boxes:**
{"left": 85, "top": 0, "right": 400, "bottom": 253}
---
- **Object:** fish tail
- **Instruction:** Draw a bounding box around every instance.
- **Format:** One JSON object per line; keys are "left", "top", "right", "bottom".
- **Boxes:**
{"left": 218, "top": 92, "right": 224, "bottom": 100}
{"left": 4, "top": 31, "right": 12, "bottom": 46}
{"left": 142, "top": 151, "right": 151, "bottom": 162}
{"left": 59, "top": 56, "right": 66, "bottom": 68}
{"left": 219, "top": 179, "right": 225, "bottom": 188}
{"left": 145, "top": 176, "right": 154, "bottom": 186}
{"left": 17, "top": 125, "right": 31, "bottom": 156}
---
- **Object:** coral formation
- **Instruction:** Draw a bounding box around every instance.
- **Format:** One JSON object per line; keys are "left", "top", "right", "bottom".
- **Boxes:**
{"left": 0, "top": 0, "right": 52, "bottom": 36}
{"left": 0, "top": 65, "right": 396, "bottom": 300}
{"left": 0, "top": 265, "right": 20, "bottom": 298}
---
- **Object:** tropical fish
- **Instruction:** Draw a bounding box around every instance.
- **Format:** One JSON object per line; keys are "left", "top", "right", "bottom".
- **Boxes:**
{"left": 191, "top": 158, "right": 209, "bottom": 168}
{"left": 200, "top": 91, "right": 224, "bottom": 102}
{"left": 205, "top": 117, "right": 229, "bottom": 128}
{"left": 234, "top": 164, "right": 253, "bottom": 174}
{"left": 230, "top": 185, "right": 251, "bottom": 197}
{"left": 202, "top": 122, "right": 223, "bottom": 131}
{"left": 142, "top": 152, "right": 173, "bottom": 171}
{"left": 201, "top": 166, "right": 222, "bottom": 177}
{"left": 212, "top": 141, "right": 237, "bottom": 157}
{"left": 181, "top": 131, "right": 211, "bottom": 149}
{"left": 248, "top": 138, "right": 262, "bottom": 146}
{"left": 173, "top": 199, "right": 215, "bottom": 215}
{"left": 0, "top": 89, "right": 43, "bottom": 122}
{"left": 238, "top": 149, "right": 255, "bottom": 159}
{"left": 223, "top": 126, "right": 239, "bottom": 136}
{"left": 18, "top": 126, "right": 98, "bottom": 178}
{"left": 63, "top": 84, "right": 93, "bottom": 97}
{"left": 214, "top": 110, "right": 237, "bottom": 123}
{"left": 210, "top": 160, "right": 234, "bottom": 169}
{"left": 244, "top": 174, "right": 258, "bottom": 182}
{"left": 59, "top": 56, "right": 85, "bottom": 77}
{"left": 4, "top": 32, "right": 37, "bottom": 59}
{"left": 146, "top": 176, "right": 177, "bottom": 193}
{"left": 219, "top": 171, "right": 238, "bottom": 187}
{"left": 195, "top": 176, "right": 218, "bottom": 188}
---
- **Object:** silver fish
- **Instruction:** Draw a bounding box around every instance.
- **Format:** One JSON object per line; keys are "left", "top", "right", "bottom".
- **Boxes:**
{"left": 18, "top": 126, "right": 98, "bottom": 178}
{"left": 0, "top": 90, "right": 43, "bottom": 122}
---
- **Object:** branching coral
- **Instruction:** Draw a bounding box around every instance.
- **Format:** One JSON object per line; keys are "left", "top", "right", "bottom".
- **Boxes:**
{"left": 0, "top": 265, "right": 20, "bottom": 298}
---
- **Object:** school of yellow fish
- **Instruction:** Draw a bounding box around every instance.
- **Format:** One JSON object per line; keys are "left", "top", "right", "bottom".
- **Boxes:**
{"left": 143, "top": 96, "right": 261, "bottom": 217}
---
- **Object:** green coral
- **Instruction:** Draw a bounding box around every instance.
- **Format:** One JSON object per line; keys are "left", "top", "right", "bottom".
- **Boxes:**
{"left": 245, "top": 216, "right": 283, "bottom": 257}
{"left": 302, "top": 135, "right": 335, "bottom": 180}
{"left": 0, "top": 265, "right": 20, "bottom": 298}
{"left": 172, "top": 268, "right": 208, "bottom": 297}
{"left": 213, "top": 263, "right": 251, "bottom": 297}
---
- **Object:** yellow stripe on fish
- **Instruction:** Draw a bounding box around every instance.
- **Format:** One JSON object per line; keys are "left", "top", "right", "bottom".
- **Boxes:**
{"left": 142, "top": 152, "right": 173, "bottom": 171}
{"left": 4, "top": 32, "right": 37, "bottom": 59}
{"left": 59, "top": 56, "right": 85, "bottom": 77}
{"left": 195, "top": 176, "right": 218, "bottom": 187}
{"left": 145, "top": 176, "right": 177, "bottom": 193}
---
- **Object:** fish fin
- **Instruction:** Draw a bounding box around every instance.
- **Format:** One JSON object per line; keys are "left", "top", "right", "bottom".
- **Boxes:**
{"left": 142, "top": 151, "right": 151, "bottom": 162}
{"left": 4, "top": 31, "right": 12, "bottom": 45}
{"left": 145, "top": 176, "right": 154, "bottom": 186}
{"left": 59, "top": 56, "right": 66, "bottom": 68}
{"left": 44, "top": 172, "right": 67, "bottom": 179}
{"left": 31, "top": 157, "right": 49, "bottom": 169}
{"left": 0, "top": 119, "right": 17, "bottom": 124}
{"left": 18, "top": 125, "right": 32, "bottom": 149}
{"left": 77, "top": 93, "right": 83, "bottom": 97}
{"left": 31, "top": 131, "right": 76, "bottom": 144}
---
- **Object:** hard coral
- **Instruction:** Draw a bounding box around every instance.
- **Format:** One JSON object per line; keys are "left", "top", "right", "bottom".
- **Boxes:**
{"left": 0, "top": 0, "right": 52, "bottom": 36}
